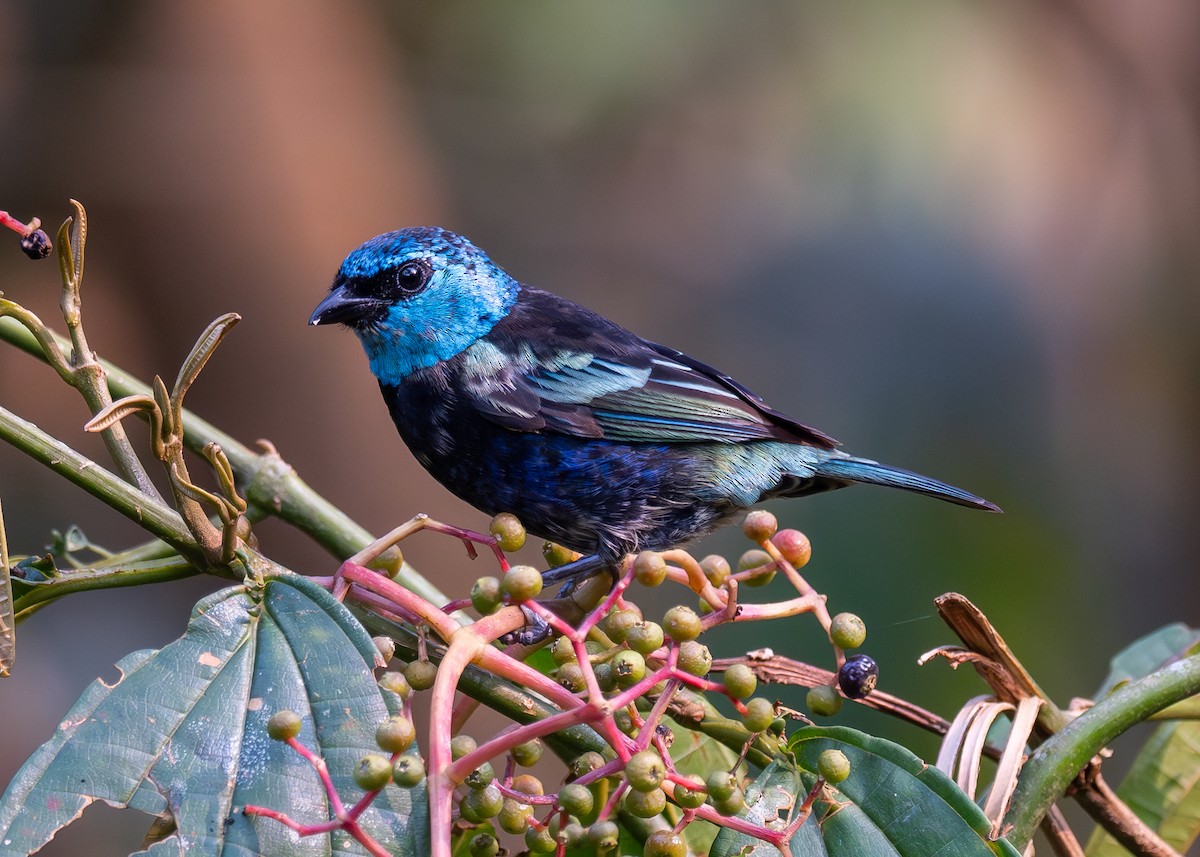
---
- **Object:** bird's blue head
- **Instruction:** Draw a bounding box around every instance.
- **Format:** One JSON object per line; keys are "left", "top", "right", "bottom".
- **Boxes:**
{"left": 309, "top": 227, "right": 520, "bottom": 385}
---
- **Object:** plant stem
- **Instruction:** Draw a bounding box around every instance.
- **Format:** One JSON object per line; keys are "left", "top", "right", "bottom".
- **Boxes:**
{"left": 13, "top": 557, "right": 197, "bottom": 620}
{"left": 1004, "top": 654, "right": 1200, "bottom": 849}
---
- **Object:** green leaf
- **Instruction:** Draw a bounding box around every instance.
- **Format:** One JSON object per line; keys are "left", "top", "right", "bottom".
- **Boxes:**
{"left": 711, "top": 727, "right": 1021, "bottom": 857}
{"left": 0, "top": 574, "right": 429, "bottom": 856}
{"left": 1085, "top": 623, "right": 1200, "bottom": 856}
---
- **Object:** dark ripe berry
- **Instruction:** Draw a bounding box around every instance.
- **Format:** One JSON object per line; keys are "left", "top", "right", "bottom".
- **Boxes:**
{"left": 468, "top": 832, "right": 499, "bottom": 857}
{"left": 392, "top": 754, "right": 425, "bottom": 787}
{"left": 722, "top": 663, "right": 758, "bottom": 700}
{"left": 450, "top": 734, "right": 477, "bottom": 759}
{"left": 525, "top": 824, "right": 556, "bottom": 853}
{"left": 662, "top": 605, "right": 702, "bottom": 642}
{"left": 465, "top": 761, "right": 496, "bottom": 789}
{"left": 511, "top": 773, "right": 544, "bottom": 796}
{"left": 706, "top": 770, "right": 737, "bottom": 801}
{"left": 557, "top": 782, "right": 594, "bottom": 817}
{"left": 742, "top": 509, "right": 778, "bottom": 542}
{"left": 556, "top": 662, "right": 585, "bottom": 692}
{"left": 818, "top": 748, "right": 851, "bottom": 784}
{"left": 714, "top": 787, "right": 746, "bottom": 816}
{"left": 738, "top": 549, "right": 776, "bottom": 587}
{"left": 375, "top": 715, "right": 417, "bottom": 753}
{"left": 404, "top": 659, "right": 438, "bottom": 691}
{"left": 743, "top": 697, "right": 776, "bottom": 733}
{"left": 266, "top": 709, "right": 301, "bottom": 741}
{"left": 674, "top": 782, "right": 707, "bottom": 809}
{"left": 600, "top": 607, "right": 641, "bottom": 644}
{"left": 644, "top": 830, "right": 688, "bottom": 857}
{"left": 498, "top": 797, "right": 534, "bottom": 834}
{"left": 588, "top": 819, "right": 620, "bottom": 852}
{"left": 353, "top": 753, "right": 393, "bottom": 791}
{"left": 373, "top": 635, "right": 396, "bottom": 662}
{"left": 830, "top": 612, "right": 867, "bottom": 649}
{"left": 700, "top": 554, "right": 731, "bottom": 586}
{"left": 470, "top": 576, "right": 502, "bottom": 615}
{"left": 806, "top": 684, "right": 843, "bottom": 717}
{"left": 569, "top": 751, "right": 605, "bottom": 780}
{"left": 501, "top": 565, "right": 542, "bottom": 601}
{"left": 542, "top": 541, "right": 580, "bottom": 568}
{"left": 678, "top": 640, "right": 712, "bottom": 677}
{"left": 460, "top": 783, "right": 503, "bottom": 821}
{"left": 378, "top": 670, "right": 412, "bottom": 699}
{"left": 612, "top": 650, "right": 646, "bottom": 687}
{"left": 624, "top": 750, "right": 666, "bottom": 792}
{"left": 623, "top": 785, "right": 667, "bottom": 818}
{"left": 633, "top": 550, "right": 668, "bottom": 587}
{"left": 772, "top": 529, "right": 812, "bottom": 568}
{"left": 511, "top": 738, "right": 542, "bottom": 767}
{"left": 837, "top": 654, "right": 879, "bottom": 700}
{"left": 625, "top": 620, "right": 664, "bottom": 655}
{"left": 19, "top": 229, "right": 51, "bottom": 260}
{"left": 489, "top": 512, "right": 527, "bottom": 551}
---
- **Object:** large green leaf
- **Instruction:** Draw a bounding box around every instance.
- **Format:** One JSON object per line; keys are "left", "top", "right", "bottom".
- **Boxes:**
{"left": 1086, "top": 623, "right": 1200, "bottom": 856}
{"left": 711, "top": 727, "right": 1021, "bottom": 857}
{"left": 0, "top": 574, "right": 428, "bottom": 856}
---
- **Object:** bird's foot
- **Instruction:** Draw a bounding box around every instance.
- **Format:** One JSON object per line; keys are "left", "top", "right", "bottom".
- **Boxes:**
{"left": 500, "top": 606, "right": 553, "bottom": 646}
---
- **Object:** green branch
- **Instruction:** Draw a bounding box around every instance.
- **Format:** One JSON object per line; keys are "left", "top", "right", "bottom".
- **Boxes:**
{"left": 1005, "top": 653, "right": 1200, "bottom": 848}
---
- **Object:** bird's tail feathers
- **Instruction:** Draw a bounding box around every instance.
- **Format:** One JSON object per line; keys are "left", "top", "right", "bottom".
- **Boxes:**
{"left": 814, "top": 456, "right": 1001, "bottom": 512}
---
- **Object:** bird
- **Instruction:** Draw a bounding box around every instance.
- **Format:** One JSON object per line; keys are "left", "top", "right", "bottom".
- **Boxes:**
{"left": 310, "top": 227, "right": 999, "bottom": 584}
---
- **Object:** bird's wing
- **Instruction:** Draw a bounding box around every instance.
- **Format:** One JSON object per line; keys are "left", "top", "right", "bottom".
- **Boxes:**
{"left": 459, "top": 287, "right": 838, "bottom": 448}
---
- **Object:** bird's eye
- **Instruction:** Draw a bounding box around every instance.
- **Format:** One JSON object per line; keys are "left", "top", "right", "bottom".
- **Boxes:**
{"left": 395, "top": 261, "right": 429, "bottom": 294}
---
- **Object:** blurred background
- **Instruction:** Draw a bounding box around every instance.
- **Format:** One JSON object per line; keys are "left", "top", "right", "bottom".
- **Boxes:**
{"left": 1, "top": 1, "right": 1198, "bottom": 852}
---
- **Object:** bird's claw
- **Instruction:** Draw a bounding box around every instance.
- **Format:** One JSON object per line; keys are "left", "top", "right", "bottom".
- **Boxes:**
{"left": 500, "top": 606, "right": 553, "bottom": 646}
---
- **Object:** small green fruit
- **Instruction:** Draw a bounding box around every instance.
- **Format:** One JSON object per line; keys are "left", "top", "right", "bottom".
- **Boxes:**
{"left": 489, "top": 512, "right": 527, "bottom": 552}
{"left": 353, "top": 753, "right": 392, "bottom": 791}
{"left": 266, "top": 709, "right": 301, "bottom": 741}
{"left": 818, "top": 748, "right": 851, "bottom": 784}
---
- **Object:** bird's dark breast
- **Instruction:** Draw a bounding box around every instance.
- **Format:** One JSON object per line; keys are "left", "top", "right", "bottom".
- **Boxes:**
{"left": 379, "top": 379, "right": 735, "bottom": 559}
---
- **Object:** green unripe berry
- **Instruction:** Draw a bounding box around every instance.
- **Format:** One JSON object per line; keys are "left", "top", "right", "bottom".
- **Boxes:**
{"left": 375, "top": 715, "right": 417, "bottom": 753}
{"left": 568, "top": 751, "right": 605, "bottom": 780}
{"left": 465, "top": 761, "right": 496, "bottom": 789}
{"left": 706, "top": 770, "right": 737, "bottom": 801}
{"left": 512, "top": 773, "right": 544, "bottom": 796}
{"left": 499, "top": 798, "right": 534, "bottom": 834}
{"left": 588, "top": 820, "right": 620, "bottom": 852}
{"left": 266, "top": 709, "right": 301, "bottom": 741}
{"left": 511, "top": 738, "right": 542, "bottom": 767}
{"left": 674, "top": 782, "right": 707, "bottom": 809}
{"left": 403, "top": 659, "right": 438, "bottom": 691}
{"left": 714, "top": 787, "right": 746, "bottom": 816}
{"left": 772, "top": 528, "right": 811, "bottom": 568}
{"left": 353, "top": 753, "right": 393, "bottom": 791}
{"left": 742, "top": 509, "right": 778, "bottom": 542}
{"left": 806, "top": 684, "right": 843, "bottom": 717}
{"left": 393, "top": 754, "right": 425, "bottom": 787}
{"left": 633, "top": 550, "right": 668, "bottom": 587}
{"left": 470, "top": 576, "right": 503, "bottom": 615}
{"left": 558, "top": 782, "right": 594, "bottom": 817}
{"left": 460, "top": 783, "right": 503, "bottom": 821}
{"left": 468, "top": 832, "right": 499, "bottom": 857}
{"left": 561, "top": 822, "right": 587, "bottom": 848}
{"left": 501, "top": 565, "right": 542, "bottom": 601}
{"left": 450, "top": 734, "right": 478, "bottom": 760}
{"left": 830, "top": 612, "right": 867, "bottom": 649}
{"left": 378, "top": 670, "right": 412, "bottom": 699}
{"left": 612, "top": 649, "right": 647, "bottom": 687}
{"left": 551, "top": 634, "right": 577, "bottom": 665}
{"left": 662, "top": 605, "right": 702, "bottom": 642}
{"left": 542, "top": 541, "right": 580, "bottom": 568}
{"left": 625, "top": 750, "right": 666, "bottom": 792}
{"left": 614, "top": 708, "right": 636, "bottom": 735}
{"left": 594, "top": 661, "right": 616, "bottom": 692}
{"left": 599, "top": 607, "right": 640, "bottom": 644}
{"left": 743, "top": 697, "right": 775, "bottom": 732}
{"left": 489, "top": 512, "right": 527, "bottom": 552}
{"left": 625, "top": 620, "right": 664, "bottom": 656}
{"left": 738, "top": 549, "right": 776, "bottom": 586}
{"left": 373, "top": 635, "right": 396, "bottom": 663}
{"left": 556, "top": 662, "right": 585, "bottom": 692}
{"left": 644, "top": 830, "right": 688, "bottom": 857}
{"left": 525, "top": 824, "right": 556, "bottom": 853}
{"left": 722, "top": 663, "right": 758, "bottom": 700}
{"left": 818, "top": 748, "right": 851, "bottom": 784}
{"left": 700, "top": 554, "right": 731, "bottom": 586}
{"left": 623, "top": 785, "right": 667, "bottom": 818}
{"left": 678, "top": 640, "right": 713, "bottom": 677}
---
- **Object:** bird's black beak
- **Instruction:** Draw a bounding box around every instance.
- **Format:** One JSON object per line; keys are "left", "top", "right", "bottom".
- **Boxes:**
{"left": 309, "top": 286, "right": 385, "bottom": 327}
